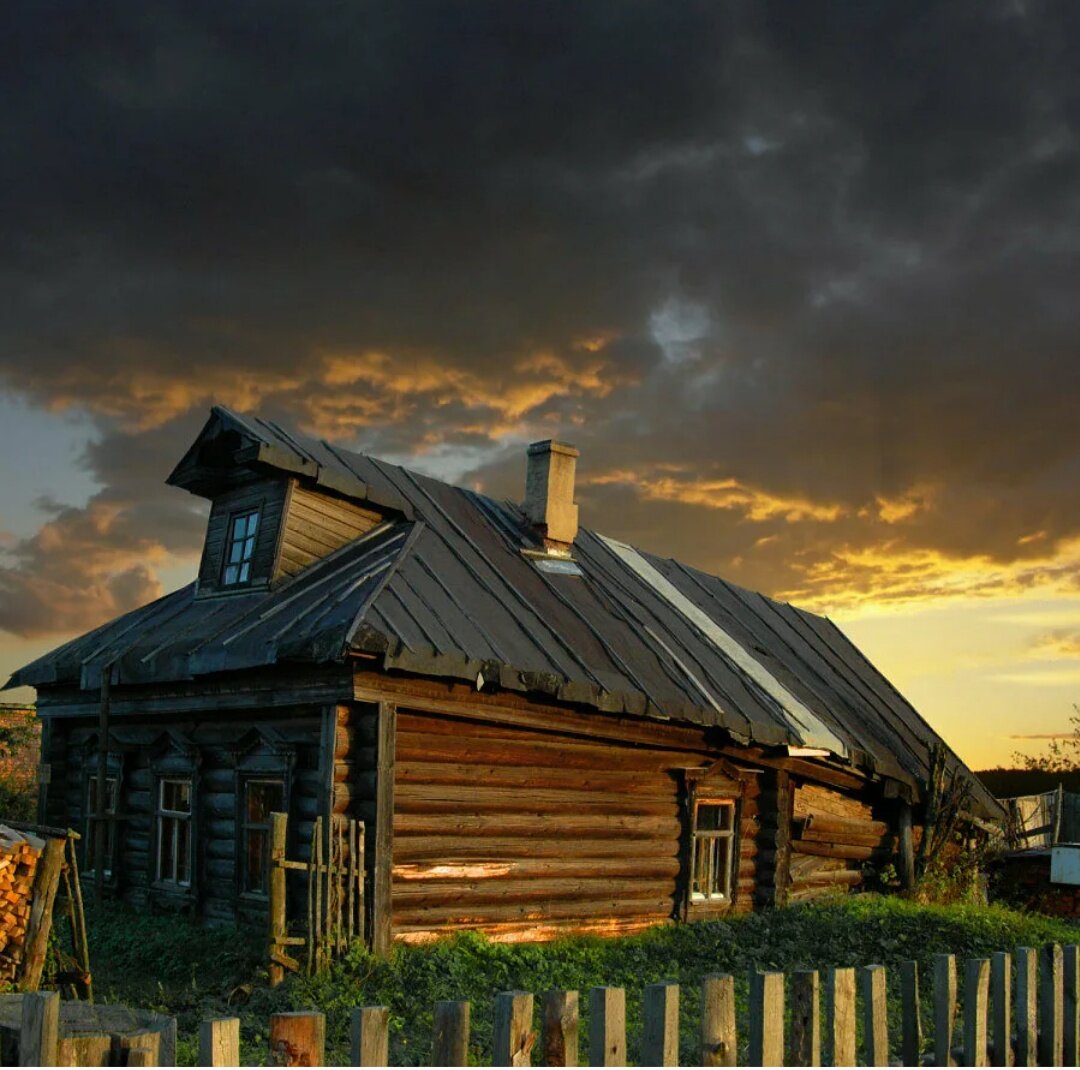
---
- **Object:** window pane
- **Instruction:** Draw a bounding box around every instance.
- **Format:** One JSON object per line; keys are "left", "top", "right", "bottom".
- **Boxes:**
{"left": 239, "top": 561, "right": 250, "bottom": 582}
{"left": 159, "top": 817, "right": 175, "bottom": 880}
{"left": 246, "top": 513, "right": 258, "bottom": 536}
{"left": 243, "top": 536, "right": 255, "bottom": 560}
{"left": 229, "top": 540, "right": 244, "bottom": 563}
{"left": 162, "top": 779, "right": 191, "bottom": 813}
{"left": 176, "top": 819, "right": 191, "bottom": 885}
{"left": 246, "top": 827, "right": 268, "bottom": 893}
{"left": 223, "top": 564, "right": 239, "bottom": 585}
{"left": 247, "top": 781, "right": 284, "bottom": 822}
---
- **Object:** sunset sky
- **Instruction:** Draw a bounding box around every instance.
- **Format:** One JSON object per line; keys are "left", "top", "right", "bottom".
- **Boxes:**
{"left": 2, "top": 3, "right": 1078, "bottom": 769}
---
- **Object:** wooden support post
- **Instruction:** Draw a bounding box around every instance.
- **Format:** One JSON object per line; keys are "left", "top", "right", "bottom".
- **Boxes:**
{"left": 701, "top": 974, "right": 736, "bottom": 1068}
{"left": 825, "top": 967, "right": 856, "bottom": 1068}
{"left": 898, "top": 799, "right": 916, "bottom": 890}
{"left": 57, "top": 1033, "right": 111, "bottom": 1066}
{"left": 990, "top": 952, "right": 1012, "bottom": 1069}
{"left": 1015, "top": 946, "right": 1038, "bottom": 1068}
{"left": 1039, "top": 943, "right": 1064, "bottom": 1068}
{"left": 790, "top": 969, "right": 820, "bottom": 1067}
{"left": 643, "top": 982, "right": 679, "bottom": 1067}
{"left": 19, "top": 990, "right": 59, "bottom": 1067}
{"left": 963, "top": 959, "right": 990, "bottom": 1068}
{"left": 934, "top": 953, "right": 958, "bottom": 1069}
{"left": 772, "top": 770, "right": 794, "bottom": 906}
{"left": 116, "top": 1031, "right": 161, "bottom": 1067}
{"left": 588, "top": 987, "right": 625, "bottom": 1068}
{"left": 542, "top": 990, "right": 578, "bottom": 1067}
{"left": 198, "top": 1018, "right": 240, "bottom": 1067}
{"left": 900, "top": 960, "right": 922, "bottom": 1069}
{"left": 860, "top": 964, "right": 888, "bottom": 1067}
{"left": 433, "top": 1000, "right": 470, "bottom": 1067}
{"left": 268, "top": 811, "right": 288, "bottom": 987}
{"left": 1064, "top": 944, "right": 1079, "bottom": 1066}
{"left": 269, "top": 1011, "right": 326, "bottom": 1067}
{"left": 494, "top": 991, "right": 535, "bottom": 1067}
{"left": 372, "top": 701, "right": 396, "bottom": 957}
{"left": 22, "top": 837, "right": 66, "bottom": 991}
{"left": 749, "top": 971, "right": 785, "bottom": 1067}
{"left": 94, "top": 670, "right": 110, "bottom": 904}
{"left": 351, "top": 1007, "right": 389, "bottom": 1067}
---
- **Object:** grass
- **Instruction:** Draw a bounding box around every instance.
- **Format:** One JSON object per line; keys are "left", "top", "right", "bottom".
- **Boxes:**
{"left": 68, "top": 895, "right": 1080, "bottom": 1065}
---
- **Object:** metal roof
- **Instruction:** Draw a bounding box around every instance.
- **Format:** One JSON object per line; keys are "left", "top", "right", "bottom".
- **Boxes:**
{"left": 9, "top": 405, "right": 1000, "bottom": 817}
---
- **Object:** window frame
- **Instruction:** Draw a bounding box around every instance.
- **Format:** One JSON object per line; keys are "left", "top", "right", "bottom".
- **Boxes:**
{"left": 84, "top": 771, "right": 120, "bottom": 881}
{"left": 689, "top": 796, "right": 738, "bottom": 904}
{"left": 154, "top": 776, "right": 194, "bottom": 889}
{"left": 682, "top": 769, "right": 743, "bottom": 918}
{"left": 239, "top": 777, "right": 286, "bottom": 899}
{"left": 220, "top": 508, "right": 260, "bottom": 587}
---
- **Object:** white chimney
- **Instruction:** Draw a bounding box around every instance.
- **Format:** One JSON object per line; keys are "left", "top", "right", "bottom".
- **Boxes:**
{"left": 523, "top": 439, "right": 579, "bottom": 551}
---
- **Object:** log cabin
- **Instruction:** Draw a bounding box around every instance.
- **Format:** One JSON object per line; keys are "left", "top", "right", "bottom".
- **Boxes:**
{"left": 7, "top": 405, "right": 1002, "bottom": 949}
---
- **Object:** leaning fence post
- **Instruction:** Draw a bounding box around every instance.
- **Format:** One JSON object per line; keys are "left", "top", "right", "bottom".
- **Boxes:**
{"left": 1064, "top": 944, "right": 1079, "bottom": 1066}
{"left": 990, "top": 952, "right": 1012, "bottom": 1068}
{"left": 701, "top": 973, "right": 737, "bottom": 1068}
{"left": 900, "top": 960, "right": 923, "bottom": 1068}
{"left": 19, "top": 990, "right": 59, "bottom": 1067}
{"left": 270, "top": 1011, "right": 325, "bottom": 1068}
{"left": 352, "top": 1007, "right": 390, "bottom": 1067}
{"left": 790, "top": 969, "right": 820, "bottom": 1067}
{"left": 198, "top": 1018, "right": 240, "bottom": 1067}
{"left": 963, "top": 958, "right": 990, "bottom": 1067}
{"left": 1039, "top": 944, "right": 1064, "bottom": 1068}
{"left": 825, "top": 966, "right": 856, "bottom": 1068}
{"left": 934, "top": 953, "right": 958, "bottom": 1068}
{"left": 268, "top": 811, "right": 288, "bottom": 988}
{"left": 749, "top": 971, "right": 785, "bottom": 1067}
{"left": 494, "top": 991, "right": 535, "bottom": 1067}
{"left": 642, "top": 982, "right": 679, "bottom": 1067}
{"left": 542, "top": 990, "right": 579, "bottom": 1067}
{"left": 1016, "top": 946, "right": 1038, "bottom": 1068}
{"left": 860, "top": 964, "right": 888, "bottom": 1067}
{"left": 588, "top": 987, "right": 625, "bottom": 1068}
{"left": 433, "top": 1000, "right": 470, "bottom": 1067}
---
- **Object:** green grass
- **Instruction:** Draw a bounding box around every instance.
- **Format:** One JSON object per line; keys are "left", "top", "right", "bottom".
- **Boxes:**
{"left": 69, "top": 895, "right": 1080, "bottom": 1065}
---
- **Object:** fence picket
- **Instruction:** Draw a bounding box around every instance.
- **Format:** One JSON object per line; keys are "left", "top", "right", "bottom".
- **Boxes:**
{"left": 790, "top": 970, "right": 820, "bottom": 1067}
{"left": 1064, "top": 944, "right": 1079, "bottom": 1066}
{"left": 494, "top": 991, "right": 535, "bottom": 1067}
{"left": 860, "top": 964, "right": 888, "bottom": 1067}
{"left": 934, "top": 953, "right": 958, "bottom": 1068}
{"left": 270, "top": 1011, "right": 325, "bottom": 1068}
{"left": 825, "top": 967, "right": 856, "bottom": 1068}
{"left": 19, "top": 990, "right": 59, "bottom": 1068}
{"left": 433, "top": 1000, "right": 470, "bottom": 1066}
{"left": 900, "top": 960, "right": 922, "bottom": 1068}
{"left": 542, "top": 990, "right": 579, "bottom": 1067}
{"left": 588, "top": 987, "right": 625, "bottom": 1067}
{"left": 963, "top": 959, "right": 990, "bottom": 1068}
{"left": 701, "top": 974, "right": 737, "bottom": 1068}
{"left": 1040, "top": 944, "right": 1065, "bottom": 1068}
{"left": 198, "top": 1018, "right": 240, "bottom": 1067}
{"left": 643, "top": 983, "right": 679, "bottom": 1067}
{"left": 990, "top": 952, "right": 1012, "bottom": 1068}
{"left": 749, "top": 972, "right": 785, "bottom": 1067}
{"left": 351, "top": 1007, "right": 389, "bottom": 1067}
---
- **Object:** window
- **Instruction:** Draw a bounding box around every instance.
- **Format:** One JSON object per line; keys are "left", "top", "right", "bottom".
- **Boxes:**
{"left": 86, "top": 775, "right": 119, "bottom": 878}
{"left": 222, "top": 510, "right": 259, "bottom": 586}
{"left": 690, "top": 798, "right": 737, "bottom": 902}
{"left": 156, "top": 778, "right": 193, "bottom": 886}
{"left": 241, "top": 779, "right": 284, "bottom": 896}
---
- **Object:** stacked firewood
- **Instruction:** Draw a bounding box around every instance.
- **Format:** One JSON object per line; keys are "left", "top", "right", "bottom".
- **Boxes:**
{"left": 0, "top": 825, "right": 44, "bottom": 982}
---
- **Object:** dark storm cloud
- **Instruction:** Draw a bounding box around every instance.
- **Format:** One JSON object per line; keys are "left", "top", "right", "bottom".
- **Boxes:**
{"left": 1, "top": 0, "right": 1079, "bottom": 636}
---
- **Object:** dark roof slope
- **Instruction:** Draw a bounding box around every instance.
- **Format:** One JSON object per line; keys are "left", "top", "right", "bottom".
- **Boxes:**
{"left": 8, "top": 406, "right": 1000, "bottom": 818}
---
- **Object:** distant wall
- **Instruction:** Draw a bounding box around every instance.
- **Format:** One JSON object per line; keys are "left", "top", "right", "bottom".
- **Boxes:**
{"left": 0, "top": 706, "right": 39, "bottom": 794}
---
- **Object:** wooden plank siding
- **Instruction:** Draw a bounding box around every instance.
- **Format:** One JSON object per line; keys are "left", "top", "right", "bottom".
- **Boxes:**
{"left": 386, "top": 708, "right": 760, "bottom": 944}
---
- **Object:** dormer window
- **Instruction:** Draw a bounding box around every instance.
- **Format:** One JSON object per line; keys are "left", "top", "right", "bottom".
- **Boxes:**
{"left": 222, "top": 509, "right": 259, "bottom": 586}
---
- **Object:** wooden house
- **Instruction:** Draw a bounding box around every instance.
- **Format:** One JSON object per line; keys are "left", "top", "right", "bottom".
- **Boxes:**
{"left": 7, "top": 406, "right": 1001, "bottom": 949}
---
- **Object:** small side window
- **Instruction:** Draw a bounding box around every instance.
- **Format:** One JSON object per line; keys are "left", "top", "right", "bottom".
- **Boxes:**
{"left": 156, "top": 778, "right": 193, "bottom": 887}
{"left": 241, "top": 779, "right": 284, "bottom": 896}
{"left": 690, "top": 798, "right": 737, "bottom": 902}
{"left": 222, "top": 510, "right": 259, "bottom": 586}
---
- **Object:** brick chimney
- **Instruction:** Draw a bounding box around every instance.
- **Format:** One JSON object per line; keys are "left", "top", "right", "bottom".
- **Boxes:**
{"left": 523, "top": 440, "right": 579, "bottom": 552}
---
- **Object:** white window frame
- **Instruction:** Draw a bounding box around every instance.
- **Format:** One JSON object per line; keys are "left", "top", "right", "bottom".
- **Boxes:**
{"left": 155, "top": 777, "right": 193, "bottom": 887}
{"left": 690, "top": 797, "right": 737, "bottom": 902}
{"left": 221, "top": 509, "right": 259, "bottom": 586}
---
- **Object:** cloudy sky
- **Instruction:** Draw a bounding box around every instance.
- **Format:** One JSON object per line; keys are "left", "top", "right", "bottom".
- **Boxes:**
{"left": 2, "top": 1, "right": 1078, "bottom": 768}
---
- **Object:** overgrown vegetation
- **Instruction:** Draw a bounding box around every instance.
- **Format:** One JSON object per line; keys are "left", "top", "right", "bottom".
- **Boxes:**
{"left": 69, "top": 896, "right": 1080, "bottom": 1065}
{"left": 0, "top": 714, "right": 38, "bottom": 822}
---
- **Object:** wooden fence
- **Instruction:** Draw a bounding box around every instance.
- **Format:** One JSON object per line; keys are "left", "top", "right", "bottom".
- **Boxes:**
{"left": 12, "top": 942, "right": 1080, "bottom": 1065}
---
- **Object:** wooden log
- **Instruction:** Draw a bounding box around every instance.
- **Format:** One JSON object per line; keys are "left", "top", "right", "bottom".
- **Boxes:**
{"left": 541, "top": 990, "right": 578, "bottom": 1067}
{"left": 749, "top": 972, "right": 784, "bottom": 1066}
{"left": 433, "top": 1000, "right": 470, "bottom": 1067}
{"left": 198, "top": 1018, "right": 240, "bottom": 1067}
{"left": 860, "top": 964, "right": 888, "bottom": 1067}
{"left": 19, "top": 990, "right": 59, "bottom": 1067}
{"left": 990, "top": 952, "right": 1012, "bottom": 1069}
{"left": 269, "top": 1011, "right": 326, "bottom": 1067}
{"left": 393, "top": 812, "right": 677, "bottom": 838}
{"left": 1039, "top": 943, "right": 1064, "bottom": 1068}
{"left": 396, "top": 782, "right": 678, "bottom": 816}
{"left": 588, "top": 987, "right": 625, "bottom": 1067}
{"left": 790, "top": 969, "right": 820, "bottom": 1067}
{"left": 393, "top": 835, "right": 678, "bottom": 862}
{"left": 373, "top": 702, "right": 396, "bottom": 958}
{"left": 268, "top": 812, "right": 288, "bottom": 988}
{"left": 701, "top": 974, "right": 736, "bottom": 1068}
{"left": 898, "top": 800, "right": 915, "bottom": 889}
{"left": 1064, "top": 944, "right": 1079, "bottom": 1066}
{"left": 21, "top": 838, "right": 65, "bottom": 990}
{"left": 934, "top": 953, "right": 957, "bottom": 1069}
{"left": 1015, "top": 946, "right": 1037, "bottom": 1068}
{"left": 642, "top": 982, "right": 679, "bottom": 1067}
{"left": 788, "top": 839, "right": 888, "bottom": 862}
{"left": 391, "top": 876, "right": 675, "bottom": 909}
{"left": 393, "top": 857, "right": 681, "bottom": 884}
{"left": 351, "top": 1007, "right": 389, "bottom": 1067}
{"left": 825, "top": 967, "right": 856, "bottom": 1068}
{"left": 802, "top": 813, "right": 889, "bottom": 839}
{"left": 963, "top": 958, "right": 990, "bottom": 1068}
{"left": 125, "top": 1048, "right": 155, "bottom": 1067}
{"left": 57, "top": 1033, "right": 111, "bottom": 1067}
{"left": 116, "top": 1031, "right": 161, "bottom": 1067}
{"left": 900, "top": 960, "right": 923, "bottom": 1069}
{"left": 493, "top": 991, "right": 535, "bottom": 1067}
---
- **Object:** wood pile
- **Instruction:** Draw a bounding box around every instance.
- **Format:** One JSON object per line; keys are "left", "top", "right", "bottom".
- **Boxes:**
{"left": 0, "top": 825, "right": 45, "bottom": 982}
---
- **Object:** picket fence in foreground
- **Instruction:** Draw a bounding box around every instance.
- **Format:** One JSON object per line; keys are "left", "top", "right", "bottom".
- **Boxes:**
{"left": 13, "top": 942, "right": 1080, "bottom": 1066}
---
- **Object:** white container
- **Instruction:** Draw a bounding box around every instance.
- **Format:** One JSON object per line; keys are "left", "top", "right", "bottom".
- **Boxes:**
{"left": 1050, "top": 844, "right": 1080, "bottom": 885}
